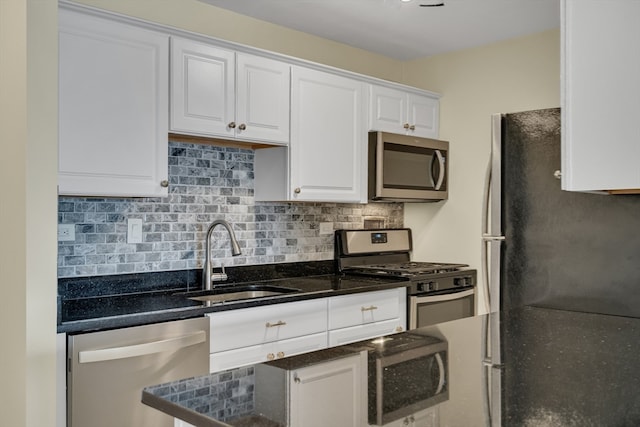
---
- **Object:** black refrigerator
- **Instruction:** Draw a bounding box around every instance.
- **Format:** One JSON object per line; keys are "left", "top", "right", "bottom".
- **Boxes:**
{"left": 483, "top": 107, "right": 640, "bottom": 317}
{"left": 481, "top": 108, "right": 640, "bottom": 426}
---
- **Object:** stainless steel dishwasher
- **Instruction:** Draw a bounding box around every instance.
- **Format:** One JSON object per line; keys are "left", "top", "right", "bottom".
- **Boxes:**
{"left": 67, "top": 316, "right": 210, "bottom": 427}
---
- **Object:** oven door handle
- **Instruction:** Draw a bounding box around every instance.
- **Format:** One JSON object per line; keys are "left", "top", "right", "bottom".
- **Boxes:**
{"left": 435, "top": 352, "right": 445, "bottom": 394}
{"left": 413, "top": 288, "right": 475, "bottom": 303}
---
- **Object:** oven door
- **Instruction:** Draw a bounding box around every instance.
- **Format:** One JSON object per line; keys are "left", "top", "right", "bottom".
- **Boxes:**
{"left": 409, "top": 288, "right": 475, "bottom": 329}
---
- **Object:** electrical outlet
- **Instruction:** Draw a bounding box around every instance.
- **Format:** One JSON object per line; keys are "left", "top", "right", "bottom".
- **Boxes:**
{"left": 319, "top": 222, "right": 334, "bottom": 235}
{"left": 58, "top": 224, "right": 75, "bottom": 242}
{"left": 127, "top": 218, "right": 143, "bottom": 244}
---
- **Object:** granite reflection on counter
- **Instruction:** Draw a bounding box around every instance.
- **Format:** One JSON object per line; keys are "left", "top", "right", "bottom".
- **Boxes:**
{"left": 143, "top": 366, "right": 259, "bottom": 427}
{"left": 143, "top": 347, "right": 360, "bottom": 427}
{"left": 143, "top": 307, "right": 640, "bottom": 427}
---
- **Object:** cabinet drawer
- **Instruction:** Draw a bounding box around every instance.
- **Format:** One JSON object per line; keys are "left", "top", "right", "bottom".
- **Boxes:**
{"left": 210, "top": 332, "right": 328, "bottom": 372}
{"left": 328, "top": 288, "right": 406, "bottom": 330}
{"left": 328, "top": 318, "right": 404, "bottom": 347}
{"left": 208, "top": 299, "right": 327, "bottom": 353}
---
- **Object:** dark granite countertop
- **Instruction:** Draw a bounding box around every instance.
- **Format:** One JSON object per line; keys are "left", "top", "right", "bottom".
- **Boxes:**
{"left": 142, "top": 306, "right": 640, "bottom": 427}
{"left": 58, "top": 261, "right": 409, "bottom": 333}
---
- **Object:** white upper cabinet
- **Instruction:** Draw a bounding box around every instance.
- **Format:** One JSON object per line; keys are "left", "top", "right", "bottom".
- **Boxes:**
{"left": 254, "top": 66, "right": 367, "bottom": 203}
{"left": 58, "top": 9, "right": 169, "bottom": 197}
{"left": 370, "top": 84, "right": 440, "bottom": 139}
{"left": 561, "top": 0, "right": 640, "bottom": 192}
{"left": 170, "top": 37, "right": 290, "bottom": 145}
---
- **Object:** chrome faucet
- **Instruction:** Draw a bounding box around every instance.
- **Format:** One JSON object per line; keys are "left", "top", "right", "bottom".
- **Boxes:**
{"left": 202, "top": 219, "right": 242, "bottom": 290}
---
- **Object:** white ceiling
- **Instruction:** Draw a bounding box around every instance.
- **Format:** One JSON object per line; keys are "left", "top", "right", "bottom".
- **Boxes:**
{"left": 198, "top": 0, "right": 560, "bottom": 61}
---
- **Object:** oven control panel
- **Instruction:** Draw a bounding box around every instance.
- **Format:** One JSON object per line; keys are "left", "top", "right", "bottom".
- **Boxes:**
{"left": 413, "top": 270, "right": 476, "bottom": 295}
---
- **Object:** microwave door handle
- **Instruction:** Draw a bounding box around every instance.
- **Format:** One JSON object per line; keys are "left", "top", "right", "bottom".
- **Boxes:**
{"left": 434, "top": 150, "right": 445, "bottom": 190}
{"left": 435, "top": 352, "right": 446, "bottom": 394}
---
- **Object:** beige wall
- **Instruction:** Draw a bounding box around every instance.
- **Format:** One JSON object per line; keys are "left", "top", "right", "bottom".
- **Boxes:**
{"left": 402, "top": 29, "right": 561, "bottom": 314}
{"left": 73, "top": 0, "right": 404, "bottom": 82}
{"left": 0, "top": 0, "right": 58, "bottom": 425}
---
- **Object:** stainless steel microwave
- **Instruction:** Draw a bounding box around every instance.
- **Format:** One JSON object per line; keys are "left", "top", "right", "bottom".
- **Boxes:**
{"left": 365, "top": 333, "right": 449, "bottom": 425}
{"left": 368, "top": 131, "right": 449, "bottom": 202}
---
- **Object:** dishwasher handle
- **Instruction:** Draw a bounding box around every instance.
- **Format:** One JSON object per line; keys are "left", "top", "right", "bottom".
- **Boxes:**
{"left": 78, "top": 330, "right": 207, "bottom": 364}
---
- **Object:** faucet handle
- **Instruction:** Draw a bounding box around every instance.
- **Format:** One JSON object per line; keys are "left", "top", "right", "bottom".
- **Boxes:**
{"left": 211, "top": 264, "right": 228, "bottom": 282}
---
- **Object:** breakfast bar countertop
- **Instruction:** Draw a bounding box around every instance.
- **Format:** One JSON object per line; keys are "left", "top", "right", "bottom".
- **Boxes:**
{"left": 142, "top": 306, "right": 640, "bottom": 427}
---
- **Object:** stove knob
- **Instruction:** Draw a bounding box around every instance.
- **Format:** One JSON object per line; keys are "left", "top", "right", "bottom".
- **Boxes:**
{"left": 454, "top": 278, "right": 463, "bottom": 286}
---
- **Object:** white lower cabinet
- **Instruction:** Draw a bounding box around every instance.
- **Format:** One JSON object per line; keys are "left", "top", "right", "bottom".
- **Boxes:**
{"left": 328, "top": 288, "right": 407, "bottom": 346}
{"left": 208, "top": 288, "right": 407, "bottom": 372}
{"left": 207, "top": 299, "right": 328, "bottom": 372}
{"left": 256, "top": 351, "right": 368, "bottom": 427}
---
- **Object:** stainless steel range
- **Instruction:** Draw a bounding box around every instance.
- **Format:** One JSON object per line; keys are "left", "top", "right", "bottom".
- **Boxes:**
{"left": 336, "top": 228, "right": 477, "bottom": 329}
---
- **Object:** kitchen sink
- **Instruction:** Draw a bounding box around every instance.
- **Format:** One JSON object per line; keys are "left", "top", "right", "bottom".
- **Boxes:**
{"left": 179, "top": 284, "right": 301, "bottom": 304}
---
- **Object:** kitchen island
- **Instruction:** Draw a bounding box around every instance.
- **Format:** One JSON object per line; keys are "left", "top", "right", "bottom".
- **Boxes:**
{"left": 143, "top": 306, "right": 640, "bottom": 427}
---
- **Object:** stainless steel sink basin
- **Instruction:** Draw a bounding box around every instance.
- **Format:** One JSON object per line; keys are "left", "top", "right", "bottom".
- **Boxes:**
{"left": 181, "top": 285, "right": 300, "bottom": 304}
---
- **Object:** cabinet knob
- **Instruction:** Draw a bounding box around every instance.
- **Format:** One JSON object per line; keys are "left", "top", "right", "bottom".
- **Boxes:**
{"left": 238, "top": 123, "right": 246, "bottom": 130}
{"left": 267, "top": 353, "right": 275, "bottom": 361}
{"left": 277, "top": 351, "right": 285, "bottom": 358}
{"left": 294, "top": 375, "right": 301, "bottom": 383}
{"left": 160, "top": 180, "right": 169, "bottom": 188}
{"left": 409, "top": 125, "right": 416, "bottom": 131}
{"left": 294, "top": 187, "right": 301, "bottom": 194}
{"left": 228, "top": 121, "right": 236, "bottom": 129}
{"left": 403, "top": 418, "right": 410, "bottom": 426}
{"left": 396, "top": 326, "right": 403, "bottom": 332}
{"left": 403, "top": 123, "right": 410, "bottom": 130}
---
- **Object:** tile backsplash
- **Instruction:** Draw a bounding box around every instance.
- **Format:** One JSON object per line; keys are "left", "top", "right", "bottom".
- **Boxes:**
{"left": 57, "top": 141, "right": 403, "bottom": 278}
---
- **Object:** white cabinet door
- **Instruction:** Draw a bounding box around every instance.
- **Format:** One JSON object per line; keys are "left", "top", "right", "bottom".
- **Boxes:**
{"left": 58, "top": 9, "right": 169, "bottom": 197}
{"left": 289, "top": 66, "right": 367, "bottom": 202}
{"left": 370, "top": 85, "right": 439, "bottom": 139}
{"left": 236, "top": 53, "right": 290, "bottom": 144}
{"left": 171, "top": 38, "right": 290, "bottom": 144}
{"left": 561, "top": 0, "right": 640, "bottom": 191}
{"left": 170, "top": 37, "right": 235, "bottom": 138}
{"left": 289, "top": 352, "right": 367, "bottom": 427}
{"left": 407, "top": 93, "right": 439, "bottom": 139}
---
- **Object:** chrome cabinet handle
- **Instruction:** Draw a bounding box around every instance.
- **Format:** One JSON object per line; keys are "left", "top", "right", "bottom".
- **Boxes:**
{"left": 294, "top": 375, "right": 301, "bottom": 383}
{"left": 403, "top": 123, "right": 410, "bottom": 130}
{"left": 277, "top": 351, "right": 285, "bottom": 358}
{"left": 433, "top": 149, "right": 445, "bottom": 191}
{"left": 267, "top": 353, "right": 275, "bottom": 361}
{"left": 361, "top": 305, "right": 378, "bottom": 312}
{"left": 266, "top": 320, "right": 286, "bottom": 328}
{"left": 238, "top": 123, "right": 246, "bottom": 130}
{"left": 294, "top": 187, "right": 301, "bottom": 194}
{"left": 409, "top": 124, "right": 415, "bottom": 131}
{"left": 395, "top": 326, "right": 403, "bottom": 332}
{"left": 228, "top": 121, "right": 236, "bottom": 129}
{"left": 160, "top": 179, "right": 169, "bottom": 188}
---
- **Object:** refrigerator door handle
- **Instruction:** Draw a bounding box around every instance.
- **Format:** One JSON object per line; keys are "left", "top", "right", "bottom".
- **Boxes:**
{"left": 482, "top": 234, "right": 505, "bottom": 241}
